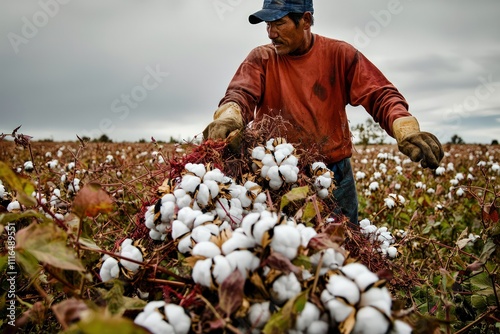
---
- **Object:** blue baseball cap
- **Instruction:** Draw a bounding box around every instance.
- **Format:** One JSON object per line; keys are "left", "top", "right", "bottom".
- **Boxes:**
{"left": 249, "top": 0, "right": 314, "bottom": 24}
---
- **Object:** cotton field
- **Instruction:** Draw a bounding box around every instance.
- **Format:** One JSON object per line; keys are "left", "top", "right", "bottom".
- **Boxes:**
{"left": 0, "top": 136, "right": 499, "bottom": 333}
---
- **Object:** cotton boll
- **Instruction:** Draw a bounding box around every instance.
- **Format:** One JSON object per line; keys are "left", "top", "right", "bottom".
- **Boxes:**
{"left": 361, "top": 224, "right": 378, "bottom": 236}
{"left": 203, "top": 223, "right": 220, "bottom": 237}
{"left": 359, "top": 286, "right": 392, "bottom": 317}
{"left": 241, "top": 212, "right": 261, "bottom": 237}
{"left": 271, "top": 272, "right": 301, "bottom": 305}
{"left": 192, "top": 241, "right": 221, "bottom": 258}
{"left": 341, "top": 262, "right": 372, "bottom": 281}
{"left": 180, "top": 174, "right": 201, "bottom": 193}
{"left": 353, "top": 306, "right": 390, "bottom": 334}
{"left": 191, "top": 226, "right": 214, "bottom": 243}
{"left": 312, "top": 161, "right": 327, "bottom": 170}
{"left": 135, "top": 309, "right": 175, "bottom": 334}
{"left": 384, "top": 197, "right": 396, "bottom": 209}
{"left": 279, "top": 165, "right": 298, "bottom": 183}
{"left": 267, "top": 165, "right": 280, "bottom": 180}
{"left": 354, "top": 271, "right": 380, "bottom": 292}
{"left": 251, "top": 146, "right": 266, "bottom": 161}
{"left": 195, "top": 183, "right": 211, "bottom": 208}
{"left": 203, "top": 168, "right": 225, "bottom": 182}
{"left": 387, "top": 246, "right": 398, "bottom": 259}
{"left": 262, "top": 153, "right": 277, "bottom": 167}
{"left": 165, "top": 304, "right": 191, "bottom": 334}
{"left": 260, "top": 165, "right": 271, "bottom": 179}
{"left": 193, "top": 213, "right": 215, "bottom": 228}
{"left": 160, "top": 201, "right": 176, "bottom": 223}
{"left": 270, "top": 225, "right": 301, "bottom": 260}
{"left": 192, "top": 257, "right": 214, "bottom": 287}
{"left": 161, "top": 193, "right": 176, "bottom": 204}
{"left": 281, "top": 154, "right": 298, "bottom": 167}
{"left": 176, "top": 193, "right": 192, "bottom": 208}
{"left": 326, "top": 274, "right": 360, "bottom": 305}
{"left": 185, "top": 163, "right": 206, "bottom": 178}
{"left": 390, "top": 320, "right": 413, "bottom": 334}
{"left": 295, "top": 302, "right": 320, "bottom": 331}
{"left": 222, "top": 232, "right": 256, "bottom": 254}
{"left": 299, "top": 226, "right": 317, "bottom": 247}
{"left": 24, "top": 161, "right": 34, "bottom": 171}
{"left": 120, "top": 241, "right": 143, "bottom": 272}
{"left": 177, "top": 234, "right": 193, "bottom": 253}
{"left": 100, "top": 257, "right": 120, "bottom": 282}
{"left": 311, "top": 248, "right": 344, "bottom": 270}
{"left": 317, "top": 188, "right": 329, "bottom": 199}
{"left": 215, "top": 197, "right": 230, "bottom": 220}
{"left": 253, "top": 216, "right": 278, "bottom": 245}
{"left": 212, "top": 255, "right": 232, "bottom": 286}
{"left": 149, "top": 228, "right": 165, "bottom": 241}
{"left": 228, "top": 198, "right": 244, "bottom": 223}
{"left": 268, "top": 176, "right": 283, "bottom": 190}
{"left": 369, "top": 181, "right": 379, "bottom": 191}
{"left": 322, "top": 290, "right": 355, "bottom": 323}
{"left": 306, "top": 320, "right": 329, "bottom": 334}
{"left": 273, "top": 149, "right": 287, "bottom": 165}
{"left": 203, "top": 179, "right": 220, "bottom": 199}
{"left": 225, "top": 250, "right": 260, "bottom": 278}
{"left": 171, "top": 220, "right": 191, "bottom": 240}
{"left": 317, "top": 174, "right": 332, "bottom": 189}
{"left": 275, "top": 143, "right": 294, "bottom": 157}
{"left": 177, "top": 207, "right": 202, "bottom": 229}
{"left": 248, "top": 301, "right": 271, "bottom": 329}
{"left": 7, "top": 201, "right": 21, "bottom": 212}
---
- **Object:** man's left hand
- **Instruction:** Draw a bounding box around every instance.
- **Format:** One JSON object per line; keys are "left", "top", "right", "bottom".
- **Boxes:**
{"left": 393, "top": 116, "right": 444, "bottom": 169}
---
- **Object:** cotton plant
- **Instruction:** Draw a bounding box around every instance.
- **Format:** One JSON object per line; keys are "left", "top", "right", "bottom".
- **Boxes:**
{"left": 99, "top": 238, "right": 144, "bottom": 282}
{"left": 320, "top": 262, "right": 412, "bottom": 334}
{"left": 251, "top": 137, "right": 300, "bottom": 190}
{"left": 310, "top": 162, "right": 335, "bottom": 199}
{"left": 134, "top": 301, "right": 191, "bottom": 334}
{"left": 359, "top": 218, "right": 399, "bottom": 258}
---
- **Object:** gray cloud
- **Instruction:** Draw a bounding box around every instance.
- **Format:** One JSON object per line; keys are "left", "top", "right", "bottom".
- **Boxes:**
{"left": 1, "top": 0, "right": 499, "bottom": 144}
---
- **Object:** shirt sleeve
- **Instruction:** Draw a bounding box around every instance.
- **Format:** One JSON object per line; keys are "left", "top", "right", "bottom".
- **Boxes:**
{"left": 346, "top": 50, "right": 412, "bottom": 137}
{"left": 219, "top": 47, "right": 268, "bottom": 125}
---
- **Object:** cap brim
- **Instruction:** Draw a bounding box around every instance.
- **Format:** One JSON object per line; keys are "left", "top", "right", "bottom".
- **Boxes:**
{"left": 249, "top": 9, "right": 289, "bottom": 24}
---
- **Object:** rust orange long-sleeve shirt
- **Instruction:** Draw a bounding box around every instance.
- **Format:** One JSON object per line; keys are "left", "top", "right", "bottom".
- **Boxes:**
{"left": 220, "top": 34, "right": 412, "bottom": 164}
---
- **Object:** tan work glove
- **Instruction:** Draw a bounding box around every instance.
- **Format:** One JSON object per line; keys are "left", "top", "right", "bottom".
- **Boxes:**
{"left": 203, "top": 102, "right": 245, "bottom": 150}
{"left": 393, "top": 116, "right": 444, "bottom": 169}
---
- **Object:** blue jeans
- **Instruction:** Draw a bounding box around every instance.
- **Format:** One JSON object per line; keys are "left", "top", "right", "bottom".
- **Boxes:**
{"left": 328, "top": 158, "right": 359, "bottom": 226}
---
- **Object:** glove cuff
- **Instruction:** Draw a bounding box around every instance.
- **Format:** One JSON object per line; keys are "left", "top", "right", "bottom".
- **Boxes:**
{"left": 392, "top": 116, "right": 420, "bottom": 143}
{"left": 214, "top": 102, "right": 242, "bottom": 120}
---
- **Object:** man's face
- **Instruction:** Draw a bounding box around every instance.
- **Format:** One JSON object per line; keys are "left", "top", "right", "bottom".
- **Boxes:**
{"left": 266, "top": 15, "right": 307, "bottom": 56}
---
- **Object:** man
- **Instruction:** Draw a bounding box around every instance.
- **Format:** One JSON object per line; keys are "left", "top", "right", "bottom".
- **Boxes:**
{"left": 203, "top": 0, "right": 443, "bottom": 225}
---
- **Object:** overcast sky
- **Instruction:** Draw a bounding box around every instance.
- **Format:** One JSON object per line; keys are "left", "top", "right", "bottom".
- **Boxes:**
{"left": 1, "top": 0, "right": 499, "bottom": 144}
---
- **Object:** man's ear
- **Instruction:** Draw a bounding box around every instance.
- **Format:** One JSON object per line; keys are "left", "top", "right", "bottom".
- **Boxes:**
{"left": 302, "top": 12, "right": 312, "bottom": 30}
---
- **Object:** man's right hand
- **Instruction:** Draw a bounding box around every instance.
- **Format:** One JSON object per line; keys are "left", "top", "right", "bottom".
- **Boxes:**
{"left": 203, "top": 102, "right": 245, "bottom": 140}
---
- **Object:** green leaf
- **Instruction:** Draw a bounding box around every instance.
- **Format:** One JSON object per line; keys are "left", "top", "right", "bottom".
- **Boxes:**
{"left": 104, "top": 280, "right": 125, "bottom": 316}
{"left": 16, "top": 222, "right": 84, "bottom": 272}
{"left": 0, "top": 161, "right": 36, "bottom": 206}
{"left": 280, "top": 186, "right": 309, "bottom": 211}
{"left": 263, "top": 289, "right": 308, "bottom": 334}
{"left": 471, "top": 295, "right": 488, "bottom": 312}
{"left": 0, "top": 210, "right": 53, "bottom": 226}
{"left": 478, "top": 239, "right": 496, "bottom": 264}
{"left": 301, "top": 201, "right": 317, "bottom": 223}
{"left": 62, "top": 310, "right": 149, "bottom": 334}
